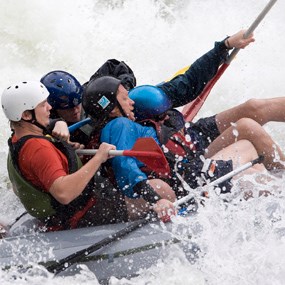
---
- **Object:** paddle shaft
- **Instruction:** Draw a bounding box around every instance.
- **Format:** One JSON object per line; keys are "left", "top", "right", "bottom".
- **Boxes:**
{"left": 76, "top": 138, "right": 170, "bottom": 176}
{"left": 46, "top": 217, "right": 152, "bottom": 275}
{"left": 173, "top": 156, "right": 264, "bottom": 207}
{"left": 68, "top": 118, "right": 91, "bottom": 133}
{"left": 76, "top": 149, "right": 161, "bottom": 158}
{"left": 227, "top": 0, "right": 277, "bottom": 64}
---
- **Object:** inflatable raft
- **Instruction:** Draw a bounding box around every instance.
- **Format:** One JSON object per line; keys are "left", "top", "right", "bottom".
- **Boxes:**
{"left": 0, "top": 212, "right": 199, "bottom": 283}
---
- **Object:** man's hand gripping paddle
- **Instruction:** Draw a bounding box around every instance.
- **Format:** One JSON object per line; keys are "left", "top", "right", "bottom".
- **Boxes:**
{"left": 76, "top": 137, "right": 170, "bottom": 177}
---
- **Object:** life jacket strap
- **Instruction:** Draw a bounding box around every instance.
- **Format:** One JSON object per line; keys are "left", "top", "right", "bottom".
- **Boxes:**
{"left": 69, "top": 196, "right": 97, "bottom": 229}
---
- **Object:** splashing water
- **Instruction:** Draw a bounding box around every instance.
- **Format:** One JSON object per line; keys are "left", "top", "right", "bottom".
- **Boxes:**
{"left": 1, "top": 0, "right": 285, "bottom": 284}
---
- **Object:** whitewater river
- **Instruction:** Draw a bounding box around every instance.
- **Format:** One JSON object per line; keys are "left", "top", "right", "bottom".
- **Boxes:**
{"left": 1, "top": 0, "right": 285, "bottom": 284}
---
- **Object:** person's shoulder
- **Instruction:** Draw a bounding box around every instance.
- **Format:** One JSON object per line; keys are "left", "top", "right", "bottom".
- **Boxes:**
{"left": 101, "top": 117, "right": 139, "bottom": 140}
{"left": 23, "top": 136, "right": 53, "bottom": 150}
{"left": 19, "top": 136, "right": 56, "bottom": 161}
{"left": 106, "top": 117, "right": 135, "bottom": 128}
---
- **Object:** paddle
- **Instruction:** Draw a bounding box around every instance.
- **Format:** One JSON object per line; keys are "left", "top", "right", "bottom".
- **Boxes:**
{"left": 174, "top": 155, "right": 264, "bottom": 207}
{"left": 45, "top": 216, "right": 154, "bottom": 275}
{"left": 76, "top": 137, "right": 170, "bottom": 177}
{"left": 45, "top": 156, "right": 262, "bottom": 275}
{"left": 182, "top": 0, "right": 278, "bottom": 121}
{"left": 68, "top": 117, "right": 92, "bottom": 133}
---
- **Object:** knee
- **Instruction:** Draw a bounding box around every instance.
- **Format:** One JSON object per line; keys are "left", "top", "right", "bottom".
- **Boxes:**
{"left": 235, "top": 118, "right": 261, "bottom": 134}
{"left": 236, "top": 139, "right": 259, "bottom": 160}
{"left": 242, "top": 98, "right": 266, "bottom": 117}
{"left": 148, "top": 179, "right": 176, "bottom": 202}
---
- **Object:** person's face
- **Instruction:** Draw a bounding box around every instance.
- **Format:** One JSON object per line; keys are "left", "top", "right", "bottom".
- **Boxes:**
{"left": 115, "top": 85, "right": 135, "bottom": 121}
{"left": 34, "top": 99, "right": 52, "bottom": 127}
{"left": 56, "top": 104, "right": 82, "bottom": 123}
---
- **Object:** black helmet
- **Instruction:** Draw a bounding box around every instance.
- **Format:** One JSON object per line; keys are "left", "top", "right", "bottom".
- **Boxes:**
{"left": 82, "top": 76, "right": 121, "bottom": 121}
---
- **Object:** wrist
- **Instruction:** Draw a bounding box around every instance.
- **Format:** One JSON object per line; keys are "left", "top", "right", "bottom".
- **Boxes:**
{"left": 223, "top": 36, "right": 233, "bottom": 50}
{"left": 133, "top": 180, "right": 162, "bottom": 204}
{"left": 47, "top": 118, "right": 65, "bottom": 132}
{"left": 92, "top": 153, "right": 106, "bottom": 165}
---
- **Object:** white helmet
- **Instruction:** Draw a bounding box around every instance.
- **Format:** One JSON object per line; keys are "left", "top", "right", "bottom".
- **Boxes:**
{"left": 1, "top": 81, "right": 49, "bottom": 121}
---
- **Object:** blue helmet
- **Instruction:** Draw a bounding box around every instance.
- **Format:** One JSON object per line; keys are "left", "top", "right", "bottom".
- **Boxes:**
{"left": 40, "top": 70, "right": 83, "bottom": 110}
{"left": 129, "top": 85, "right": 172, "bottom": 121}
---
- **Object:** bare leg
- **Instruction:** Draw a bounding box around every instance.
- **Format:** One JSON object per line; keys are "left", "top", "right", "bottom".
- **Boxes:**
{"left": 206, "top": 118, "right": 285, "bottom": 170}
{"left": 216, "top": 97, "right": 285, "bottom": 133}
{"left": 210, "top": 139, "right": 267, "bottom": 176}
{"left": 211, "top": 140, "right": 279, "bottom": 199}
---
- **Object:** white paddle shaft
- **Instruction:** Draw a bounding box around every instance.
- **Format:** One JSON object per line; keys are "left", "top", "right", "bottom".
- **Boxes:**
{"left": 227, "top": 0, "right": 278, "bottom": 64}
{"left": 76, "top": 149, "right": 124, "bottom": 156}
{"left": 174, "top": 156, "right": 263, "bottom": 207}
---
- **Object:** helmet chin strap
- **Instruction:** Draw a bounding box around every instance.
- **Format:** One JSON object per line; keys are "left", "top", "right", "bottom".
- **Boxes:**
{"left": 21, "top": 110, "right": 49, "bottom": 134}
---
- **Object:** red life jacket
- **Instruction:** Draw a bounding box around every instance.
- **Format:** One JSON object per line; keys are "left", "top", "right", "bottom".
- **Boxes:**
{"left": 141, "top": 118, "right": 197, "bottom": 163}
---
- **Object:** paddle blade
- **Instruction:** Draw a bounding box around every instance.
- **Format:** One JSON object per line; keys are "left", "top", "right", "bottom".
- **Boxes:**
{"left": 182, "top": 63, "right": 229, "bottom": 121}
{"left": 130, "top": 138, "right": 170, "bottom": 177}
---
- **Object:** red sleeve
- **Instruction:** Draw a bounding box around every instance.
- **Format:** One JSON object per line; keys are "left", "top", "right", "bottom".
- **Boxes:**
{"left": 19, "top": 138, "right": 69, "bottom": 192}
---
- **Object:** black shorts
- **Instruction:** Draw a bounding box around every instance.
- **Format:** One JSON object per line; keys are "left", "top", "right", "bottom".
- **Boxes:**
{"left": 205, "top": 159, "right": 233, "bottom": 194}
{"left": 77, "top": 174, "right": 129, "bottom": 228}
{"left": 185, "top": 115, "right": 220, "bottom": 152}
{"left": 77, "top": 191, "right": 129, "bottom": 228}
{"left": 173, "top": 156, "right": 233, "bottom": 197}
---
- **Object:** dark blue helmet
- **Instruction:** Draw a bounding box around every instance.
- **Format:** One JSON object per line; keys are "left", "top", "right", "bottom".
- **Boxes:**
{"left": 129, "top": 85, "right": 172, "bottom": 121}
{"left": 41, "top": 70, "right": 82, "bottom": 110}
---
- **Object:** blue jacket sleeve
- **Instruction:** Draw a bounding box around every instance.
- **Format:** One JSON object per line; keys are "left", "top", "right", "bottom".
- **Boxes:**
{"left": 159, "top": 40, "right": 229, "bottom": 108}
{"left": 100, "top": 117, "right": 160, "bottom": 198}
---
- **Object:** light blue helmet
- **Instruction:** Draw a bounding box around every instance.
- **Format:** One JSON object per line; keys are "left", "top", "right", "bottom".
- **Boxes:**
{"left": 129, "top": 85, "right": 172, "bottom": 121}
